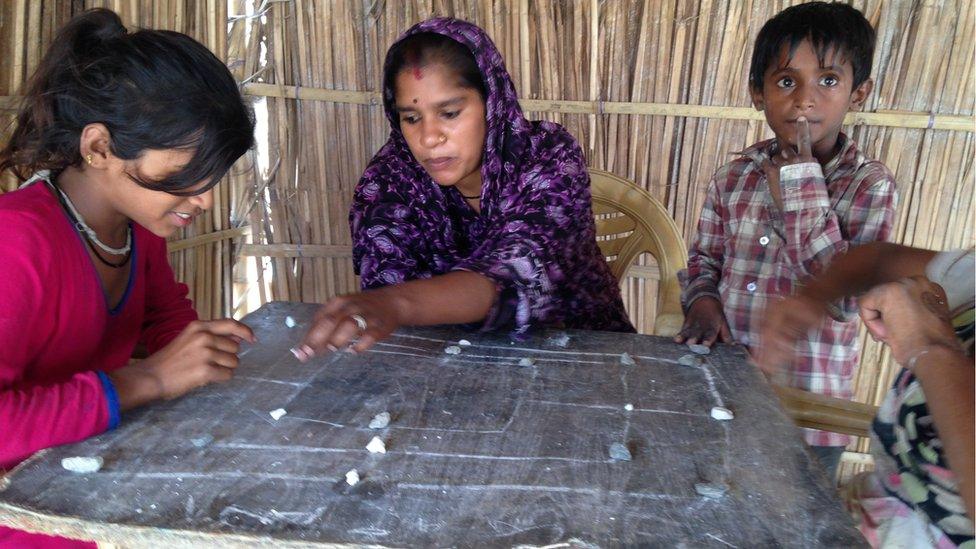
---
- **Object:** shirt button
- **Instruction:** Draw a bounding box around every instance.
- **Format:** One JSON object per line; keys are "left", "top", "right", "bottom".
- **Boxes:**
{"left": 759, "top": 235, "right": 770, "bottom": 246}
{"left": 746, "top": 282, "right": 757, "bottom": 292}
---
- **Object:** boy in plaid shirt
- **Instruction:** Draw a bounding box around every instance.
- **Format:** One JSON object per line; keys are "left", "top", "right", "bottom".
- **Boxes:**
{"left": 676, "top": 2, "right": 897, "bottom": 477}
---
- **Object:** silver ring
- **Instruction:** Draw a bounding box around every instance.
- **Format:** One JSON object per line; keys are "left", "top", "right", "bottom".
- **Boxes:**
{"left": 350, "top": 314, "right": 367, "bottom": 332}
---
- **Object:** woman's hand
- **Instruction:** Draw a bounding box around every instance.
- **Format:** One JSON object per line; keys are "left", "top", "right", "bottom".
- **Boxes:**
{"left": 755, "top": 295, "right": 826, "bottom": 376}
{"left": 858, "top": 276, "right": 960, "bottom": 364}
{"left": 297, "top": 288, "right": 407, "bottom": 359}
{"left": 674, "top": 296, "right": 733, "bottom": 347}
{"left": 109, "top": 319, "right": 255, "bottom": 410}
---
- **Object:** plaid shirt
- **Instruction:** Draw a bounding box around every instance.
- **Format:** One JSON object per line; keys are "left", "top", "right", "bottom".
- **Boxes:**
{"left": 682, "top": 134, "right": 898, "bottom": 447}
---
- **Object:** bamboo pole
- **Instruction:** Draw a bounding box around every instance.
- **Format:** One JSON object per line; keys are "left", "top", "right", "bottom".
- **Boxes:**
{"left": 231, "top": 86, "right": 975, "bottom": 131}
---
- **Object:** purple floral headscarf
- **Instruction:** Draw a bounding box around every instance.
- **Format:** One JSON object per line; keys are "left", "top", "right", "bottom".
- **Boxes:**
{"left": 350, "top": 17, "right": 633, "bottom": 335}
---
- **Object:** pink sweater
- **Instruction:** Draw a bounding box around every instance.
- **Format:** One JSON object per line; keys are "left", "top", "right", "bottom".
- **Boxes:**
{"left": 0, "top": 180, "right": 196, "bottom": 547}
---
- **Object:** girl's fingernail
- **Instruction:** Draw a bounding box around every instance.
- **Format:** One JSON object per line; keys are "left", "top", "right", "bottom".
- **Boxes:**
{"left": 290, "top": 347, "right": 307, "bottom": 361}
{"left": 301, "top": 345, "right": 315, "bottom": 357}
{"left": 326, "top": 344, "right": 337, "bottom": 352}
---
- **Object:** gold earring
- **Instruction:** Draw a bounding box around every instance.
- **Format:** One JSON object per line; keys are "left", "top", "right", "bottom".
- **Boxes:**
{"left": 85, "top": 154, "right": 93, "bottom": 165}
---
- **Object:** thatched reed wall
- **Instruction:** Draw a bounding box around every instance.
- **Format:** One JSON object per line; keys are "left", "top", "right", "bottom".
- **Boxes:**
{"left": 2, "top": 1, "right": 974, "bottom": 469}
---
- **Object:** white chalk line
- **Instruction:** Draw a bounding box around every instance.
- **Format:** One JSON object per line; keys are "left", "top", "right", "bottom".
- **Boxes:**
{"left": 209, "top": 442, "right": 605, "bottom": 464}
{"left": 704, "top": 533, "right": 739, "bottom": 548}
{"left": 235, "top": 376, "right": 307, "bottom": 388}
{"left": 100, "top": 470, "right": 340, "bottom": 482}
{"left": 525, "top": 399, "right": 702, "bottom": 417}
{"left": 390, "top": 333, "right": 686, "bottom": 364}
{"left": 398, "top": 483, "right": 691, "bottom": 500}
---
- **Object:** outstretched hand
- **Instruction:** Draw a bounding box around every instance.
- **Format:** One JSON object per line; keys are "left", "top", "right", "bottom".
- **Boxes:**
{"left": 755, "top": 294, "right": 826, "bottom": 376}
{"left": 296, "top": 289, "right": 405, "bottom": 360}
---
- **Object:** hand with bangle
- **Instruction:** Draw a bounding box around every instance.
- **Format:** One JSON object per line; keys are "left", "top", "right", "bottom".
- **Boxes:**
{"left": 857, "top": 276, "right": 963, "bottom": 368}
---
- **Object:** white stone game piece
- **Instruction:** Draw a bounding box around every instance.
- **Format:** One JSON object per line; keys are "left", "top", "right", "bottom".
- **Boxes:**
{"left": 687, "top": 343, "right": 711, "bottom": 355}
{"left": 284, "top": 315, "right": 297, "bottom": 328}
{"left": 269, "top": 408, "right": 287, "bottom": 421}
{"left": 369, "top": 411, "right": 391, "bottom": 429}
{"left": 444, "top": 345, "right": 462, "bottom": 355}
{"left": 624, "top": 403, "right": 634, "bottom": 411}
{"left": 457, "top": 339, "right": 472, "bottom": 346}
{"left": 620, "top": 352, "right": 636, "bottom": 366}
{"left": 678, "top": 354, "right": 702, "bottom": 367}
{"left": 61, "top": 456, "right": 104, "bottom": 474}
{"left": 345, "top": 469, "right": 360, "bottom": 486}
{"left": 608, "top": 442, "right": 632, "bottom": 461}
{"left": 547, "top": 332, "right": 571, "bottom": 347}
{"left": 366, "top": 436, "right": 386, "bottom": 454}
{"left": 694, "top": 482, "right": 728, "bottom": 498}
{"left": 190, "top": 435, "right": 213, "bottom": 448}
{"left": 710, "top": 406, "right": 734, "bottom": 421}
{"left": 518, "top": 357, "right": 535, "bottom": 367}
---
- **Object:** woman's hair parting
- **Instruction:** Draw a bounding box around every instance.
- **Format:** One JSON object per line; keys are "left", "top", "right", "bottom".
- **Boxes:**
{"left": 749, "top": 2, "right": 876, "bottom": 91}
{"left": 0, "top": 8, "right": 254, "bottom": 195}
{"left": 383, "top": 32, "right": 487, "bottom": 105}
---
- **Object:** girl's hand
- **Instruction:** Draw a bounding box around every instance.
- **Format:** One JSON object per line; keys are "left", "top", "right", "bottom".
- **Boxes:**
{"left": 298, "top": 288, "right": 406, "bottom": 359}
{"left": 110, "top": 319, "right": 255, "bottom": 409}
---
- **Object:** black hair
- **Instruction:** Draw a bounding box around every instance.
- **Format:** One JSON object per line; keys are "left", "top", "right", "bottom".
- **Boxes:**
{"left": 383, "top": 32, "right": 487, "bottom": 107}
{"left": 749, "top": 2, "right": 876, "bottom": 91}
{"left": 0, "top": 8, "right": 254, "bottom": 195}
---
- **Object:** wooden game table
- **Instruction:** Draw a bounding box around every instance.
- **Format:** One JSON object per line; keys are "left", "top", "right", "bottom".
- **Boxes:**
{"left": 0, "top": 301, "right": 865, "bottom": 547}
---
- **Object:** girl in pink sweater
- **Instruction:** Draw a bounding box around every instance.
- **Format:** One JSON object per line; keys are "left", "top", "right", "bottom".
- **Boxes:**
{"left": 0, "top": 9, "right": 255, "bottom": 547}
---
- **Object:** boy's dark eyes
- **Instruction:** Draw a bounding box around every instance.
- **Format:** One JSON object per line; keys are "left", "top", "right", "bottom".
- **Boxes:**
{"left": 775, "top": 76, "right": 795, "bottom": 89}
{"left": 819, "top": 75, "right": 840, "bottom": 87}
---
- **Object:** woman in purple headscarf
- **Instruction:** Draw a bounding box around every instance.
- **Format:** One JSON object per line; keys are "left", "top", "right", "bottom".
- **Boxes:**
{"left": 297, "top": 18, "right": 633, "bottom": 358}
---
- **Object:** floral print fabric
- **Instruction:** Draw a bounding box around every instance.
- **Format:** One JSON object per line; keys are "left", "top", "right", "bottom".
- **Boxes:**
{"left": 350, "top": 17, "right": 633, "bottom": 335}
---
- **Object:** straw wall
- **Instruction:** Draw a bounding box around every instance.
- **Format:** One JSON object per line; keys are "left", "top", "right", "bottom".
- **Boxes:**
{"left": 2, "top": 1, "right": 974, "bottom": 469}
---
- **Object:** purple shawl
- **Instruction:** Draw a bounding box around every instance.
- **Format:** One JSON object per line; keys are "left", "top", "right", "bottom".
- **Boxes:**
{"left": 350, "top": 18, "right": 633, "bottom": 335}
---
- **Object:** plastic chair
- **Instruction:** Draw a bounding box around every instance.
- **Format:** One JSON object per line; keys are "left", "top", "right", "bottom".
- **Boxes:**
{"left": 772, "top": 385, "right": 877, "bottom": 438}
{"left": 589, "top": 169, "right": 686, "bottom": 336}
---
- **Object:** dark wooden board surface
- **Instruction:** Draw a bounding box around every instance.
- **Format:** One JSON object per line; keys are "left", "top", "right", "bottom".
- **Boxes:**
{"left": 0, "top": 301, "right": 865, "bottom": 547}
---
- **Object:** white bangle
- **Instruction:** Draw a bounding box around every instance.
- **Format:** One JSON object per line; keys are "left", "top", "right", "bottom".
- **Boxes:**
{"left": 903, "top": 344, "right": 956, "bottom": 372}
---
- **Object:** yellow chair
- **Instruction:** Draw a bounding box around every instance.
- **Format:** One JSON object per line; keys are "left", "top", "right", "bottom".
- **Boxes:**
{"left": 589, "top": 169, "right": 686, "bottom": 337}
{"left": 772, "top": 385, "right": 878, "bottom": 438}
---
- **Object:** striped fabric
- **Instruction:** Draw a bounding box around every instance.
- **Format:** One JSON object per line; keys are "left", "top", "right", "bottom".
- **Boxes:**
{"left": 682, "top": 134, "right": 898, "bottom": 447}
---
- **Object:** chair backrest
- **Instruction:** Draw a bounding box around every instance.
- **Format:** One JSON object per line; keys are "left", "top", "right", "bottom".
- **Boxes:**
{"left": 589, "top": 169, "right": 686, "bottom": 336}
{"left": 772, "top": 385, "right": 877, "bottom": 438}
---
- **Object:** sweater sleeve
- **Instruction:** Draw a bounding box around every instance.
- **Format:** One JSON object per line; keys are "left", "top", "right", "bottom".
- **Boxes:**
{"left": 0, "top": 213, "right": 113, "bottom": 470}
{"left": 138, "top": 231, "right": 197, "bottom": 353}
